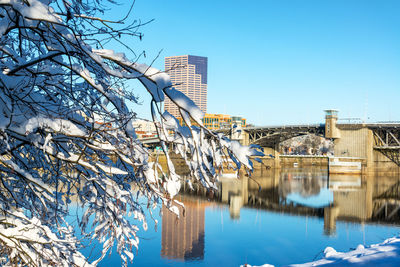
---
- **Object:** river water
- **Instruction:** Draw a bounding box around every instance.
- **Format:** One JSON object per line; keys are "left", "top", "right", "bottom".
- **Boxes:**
{"left": 77, "top": 168, "right": 400, "bottom": 266}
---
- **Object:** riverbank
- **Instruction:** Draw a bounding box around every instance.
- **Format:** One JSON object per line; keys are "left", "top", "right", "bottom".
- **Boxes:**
{"left": 242, "top": 235, "right": 400, "bottom": 267}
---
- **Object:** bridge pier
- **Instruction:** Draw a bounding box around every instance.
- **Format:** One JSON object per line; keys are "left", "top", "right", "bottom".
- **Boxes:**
{"left": 333, "top": 125, "right": 399, "bottom": 173}
{"left": 262, "top": 143, "right": 281, "bottom": 169}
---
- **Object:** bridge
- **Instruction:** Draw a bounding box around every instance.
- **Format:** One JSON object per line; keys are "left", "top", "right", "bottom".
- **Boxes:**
{"left": 140, "top": 111, "right": 400, "bottom": 170}
{"left": 245, "top": 124, "right": 325, "bottom": 147}
{"left": 232, "top": 111, "right": 400, "bottom": 169}
{"left": 370, "top": 124, "right": 400, "bottom": 166}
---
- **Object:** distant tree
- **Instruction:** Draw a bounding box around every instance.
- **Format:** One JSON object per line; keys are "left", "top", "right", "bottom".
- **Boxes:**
{"left": 0, "top": 0, "right": 262, "bottom": 266}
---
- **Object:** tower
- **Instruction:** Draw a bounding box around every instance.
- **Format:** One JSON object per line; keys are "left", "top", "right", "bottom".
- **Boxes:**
{"left": 164, "top": 55, "right": 207, "bottom": 117}
{"left": 324, "top": 109, "right": 340, "bottom": 139}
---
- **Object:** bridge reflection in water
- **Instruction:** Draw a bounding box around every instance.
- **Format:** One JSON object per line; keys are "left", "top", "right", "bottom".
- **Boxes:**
{"left": 248, "top": 169, "right": 400, "bottom": 235}
{"left": 181, "top": 167, "right": 398, "bottom": 225}
{"left": 161, "top": 166, "right": 400, "bottom": 261}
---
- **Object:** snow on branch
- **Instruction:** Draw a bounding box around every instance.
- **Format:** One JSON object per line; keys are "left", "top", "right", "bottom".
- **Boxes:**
{"left": 0, "top": 0, "right": 263, "bottom": 266}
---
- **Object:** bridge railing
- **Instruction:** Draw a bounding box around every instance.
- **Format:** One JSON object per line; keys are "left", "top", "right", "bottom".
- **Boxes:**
{"left": 245, "top": 123, "right": 324, "bottom": 130}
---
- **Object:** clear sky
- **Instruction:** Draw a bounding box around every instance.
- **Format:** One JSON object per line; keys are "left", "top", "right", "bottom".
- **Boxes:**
{"left": 108, "top": 0, "right": 400, "bottom": 126}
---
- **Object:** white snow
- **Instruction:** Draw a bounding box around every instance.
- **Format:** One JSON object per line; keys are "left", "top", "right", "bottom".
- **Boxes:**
{"left": 0, "top": 0, "right": 266, "bottom": 265}
{"left": 163, "top": 87, "right": 205, "bottom": 125}
{"left": 0, "top": 0, "right": 62, "bottom": 24}
{"left": 94, "top": 49, "right": 170, "bottom": 103}
{"left": 21, "top": 116, "right": 87, "bottom": 136}
{"left": 0, "top": 155, "right": 54, "bottom": 195}
{"left": 242, "top": 236, "right": 400, "bottom": 267}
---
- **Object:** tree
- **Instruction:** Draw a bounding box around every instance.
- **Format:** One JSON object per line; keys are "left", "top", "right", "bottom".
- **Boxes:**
{"left": 0, "top": 0, "right": 263, "bottom": 266}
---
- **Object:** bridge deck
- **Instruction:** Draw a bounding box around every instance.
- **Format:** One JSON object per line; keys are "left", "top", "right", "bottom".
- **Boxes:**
{"left": 246, "top": 124, "right": 324, "bottom": 131}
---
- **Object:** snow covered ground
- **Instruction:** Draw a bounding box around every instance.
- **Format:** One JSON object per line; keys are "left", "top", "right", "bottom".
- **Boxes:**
{"left": 242, "top": 236, "right": 400, "bottom": 267}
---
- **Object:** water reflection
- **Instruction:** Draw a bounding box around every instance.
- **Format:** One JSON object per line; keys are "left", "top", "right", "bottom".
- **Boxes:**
{"left": 280, "top": 169, "right": 328, "bottom": 199}
{"left": 218, "top": 169, "right": 329, "bottom": 220}
{"left": 178, "top": 167, "right": 400, "bottom": 238}
{"left": 281, "top": 169, "right": 331, "bottom": 208}
{"left": 72, "top": 166, "right": 400, "bottom": 266}
{"left": 161, "top": 198, "right": 206, "bottom": 261}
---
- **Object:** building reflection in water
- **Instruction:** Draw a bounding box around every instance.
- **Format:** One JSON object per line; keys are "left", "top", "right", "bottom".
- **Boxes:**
{"left": 161, "top": 198, "right": 207, "bottom": 261}
{"left": 164, "top": 165, "right": 400, "bottom": 254}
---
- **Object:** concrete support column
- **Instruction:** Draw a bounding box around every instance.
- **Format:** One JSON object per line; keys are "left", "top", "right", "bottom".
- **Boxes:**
{"left": 262, "top": 145, "right": 280, "bottom": 169}
{"left": 242, "top": 131, "right": 250, "bottom": 146}
{"left": 366, "top": 128, "right": 375, "bottom": 171}
{"left": 274, "top": 143, "right": 281, "bottom": 169}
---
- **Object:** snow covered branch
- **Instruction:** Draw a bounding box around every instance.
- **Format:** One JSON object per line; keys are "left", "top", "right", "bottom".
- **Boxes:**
{"left": 0, "top": 0, "right": 263, "bottom": 266}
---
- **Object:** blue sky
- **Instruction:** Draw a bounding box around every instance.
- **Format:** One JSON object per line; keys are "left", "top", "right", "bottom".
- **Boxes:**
{"left": 108, "top": 0, "right": 400, "bottom": 126}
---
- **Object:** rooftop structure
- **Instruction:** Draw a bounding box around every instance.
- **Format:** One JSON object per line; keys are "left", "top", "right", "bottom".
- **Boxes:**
{"left": 176, "top": 113, "right": 246, "bottom": 131}
{"left": 203, "top": 114, "right": 246, "bottom": 130}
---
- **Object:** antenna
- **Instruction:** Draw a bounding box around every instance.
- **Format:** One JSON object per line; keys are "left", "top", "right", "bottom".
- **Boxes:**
{"left": 363, "top": 92, "right": 368, "bottom": 123}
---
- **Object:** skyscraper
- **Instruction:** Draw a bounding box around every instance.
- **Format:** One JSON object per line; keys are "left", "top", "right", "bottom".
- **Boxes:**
{"left": 164, "top": 55, "right": 207, "bottom": 117}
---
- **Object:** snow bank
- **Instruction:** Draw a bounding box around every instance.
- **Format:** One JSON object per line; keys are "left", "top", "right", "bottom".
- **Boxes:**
{"left": 242, "top": 236, "right": 400, "bottom": 267}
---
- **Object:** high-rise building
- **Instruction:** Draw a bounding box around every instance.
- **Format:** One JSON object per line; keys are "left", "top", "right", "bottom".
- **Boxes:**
{"left": 164, "top": 55, "right": 207, "bottom": 117}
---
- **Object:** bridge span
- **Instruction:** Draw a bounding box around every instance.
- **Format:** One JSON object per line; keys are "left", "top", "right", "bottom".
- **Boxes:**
{"left": 139, "top": 111, "right": 399, "bottom": 170}
{"left": 245, "top": 124, "right": 325, "bottom": 147}
{"left": 229, "top": 111, "right": 400, "bottom": 170}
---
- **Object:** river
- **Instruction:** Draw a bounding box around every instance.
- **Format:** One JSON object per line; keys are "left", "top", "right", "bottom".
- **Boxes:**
{"left": 75, "top": 167, "right": 400, "bottom": 266}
